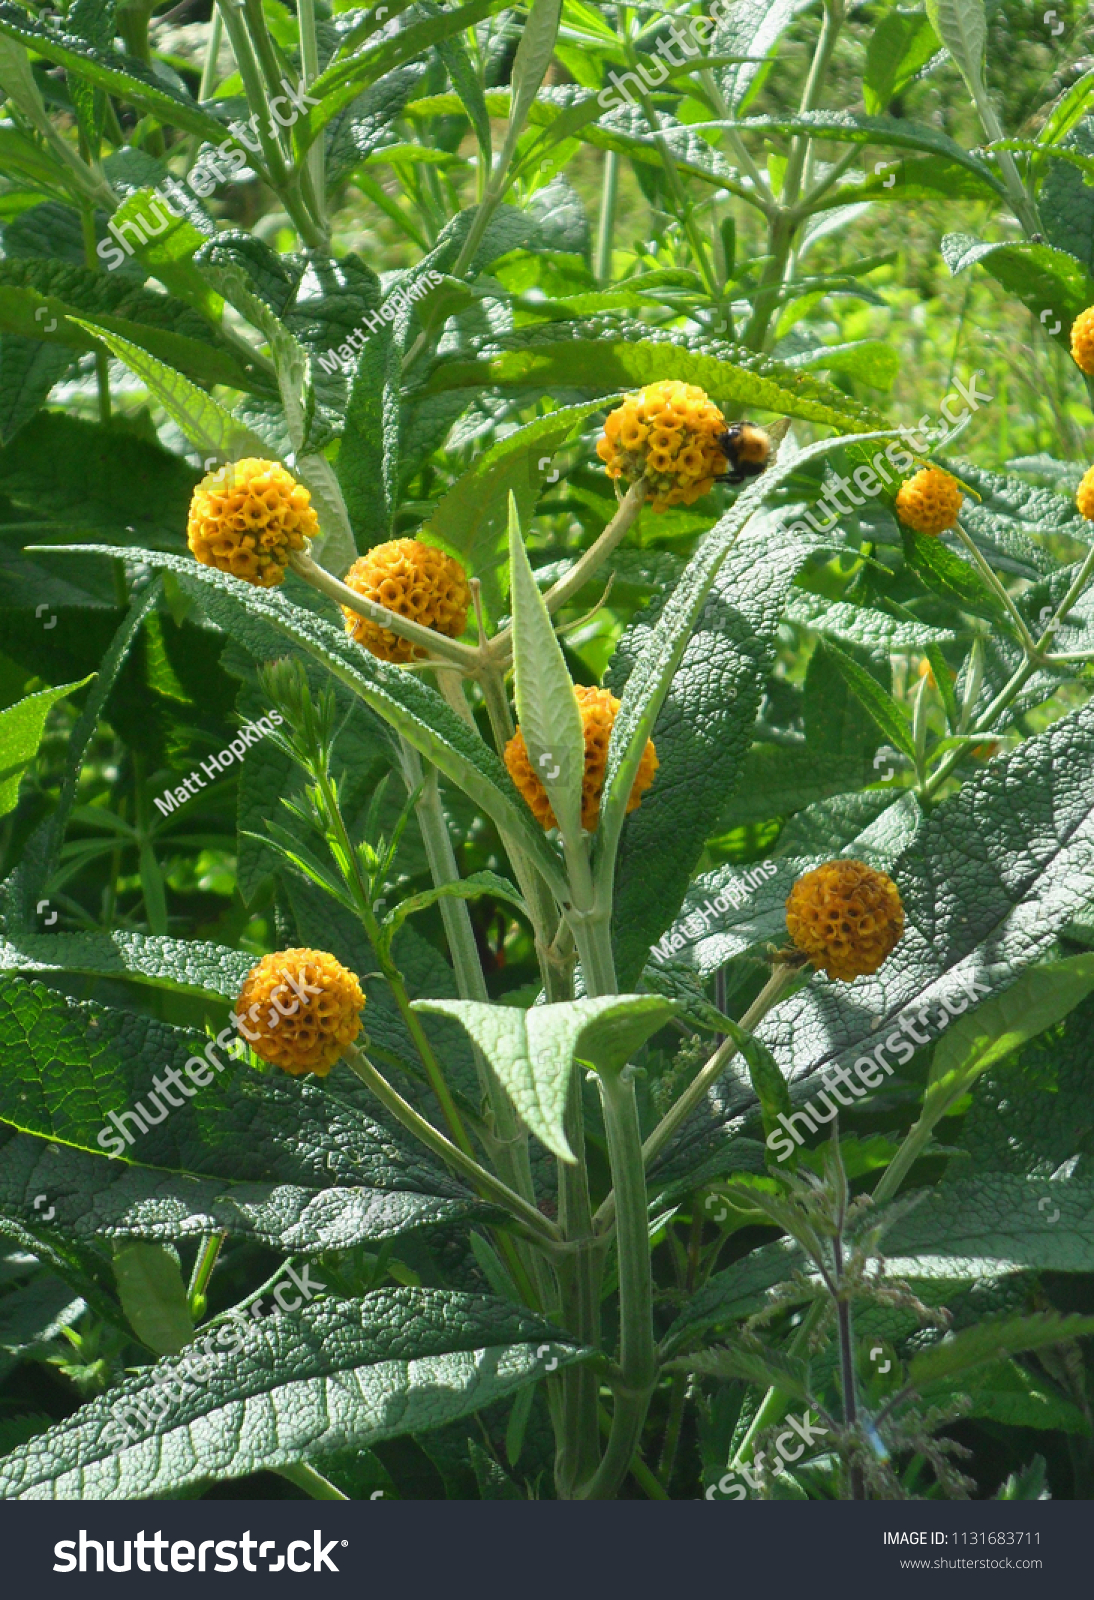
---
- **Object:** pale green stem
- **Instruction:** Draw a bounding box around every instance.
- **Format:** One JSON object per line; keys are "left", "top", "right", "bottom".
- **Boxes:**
{"left": 341, "top": 1043, "right": 560, "bottom": 1244}
{"left": 578, "top": 1068, "right": 656, "bottom": 1499}
{"left": 290, "top": 550, "right": 479, "bottom": 670}
{"left": 595, "top": 150, "right": 619, "bottom": 283}
{"left": 595, "top": 963, "right": 799, "bottom": 1232}
{"left": 1036, "top": 540, "right": 1094, "bottom": 652}
{"left": 952, "top": 521, "right": 1037, "bottom": 653}
{"left": 276, "top": 1462, "right": 349, "bottom": 1499}
{"left": 297, "top": 0, "right": 325, "bottom": 228}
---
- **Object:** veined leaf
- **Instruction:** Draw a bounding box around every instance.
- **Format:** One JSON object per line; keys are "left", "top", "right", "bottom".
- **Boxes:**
{"left": 508, "top": 494, "right": 584, "bottom": 847}
{"left": 942, "top": 234, "right": 1094, "bottom": 356}
{"left": 909, "top": 1312, "right": 1094, "bottom": 1387}
{"left": 414, "top": 994, "right": 676, "bottom": 1159}
{"left": 925, "top": 0, "right": 987, "bottom": 98}
{"left": 819, "top": 641, "right": 916, "bottom": 761}
{"left": 0, "top": 677, "right": 91, "bottom": 819}
{"left": 0, "top": 1288, "right": 585, "bottom": 1499}
{"left": 112, "top": 1242, "right": 192, "bottom": 1356}
{"left": 66, "top": 320, "right": 268, "bottom": 461}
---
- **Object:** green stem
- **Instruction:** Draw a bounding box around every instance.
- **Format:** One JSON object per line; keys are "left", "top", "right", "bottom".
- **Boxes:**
{"left": 952, "top": 521, "right": 1037, "bottom": 652}
{"left": 595, "top": 150, "right": 619, "bottom": 283}
{"left": 579, "top": 1068, "right": 656, "bottom": 1499}
{"left": 1036, "top": 540, "right": 1094, "bottom": 652}
{"left": 298, "top": 0, "right": 325, "bottom": 229}
{"left": 341, "top": 1043, "right": 560, "bottom": 1244}
{"left": 924, "top": 654, "right": 1038, "bottom": 798}
{"left": 291, "top": 551, "right": 478, "bottom": 670}
{"left": 80, "top": 204, "right": 111, "bottom": 423}
{"left": 276, "top": 1462, "right": 349, "bottom": 1500}
{"left": 186, "top": 1230, "right": 226, "bottom": 1322}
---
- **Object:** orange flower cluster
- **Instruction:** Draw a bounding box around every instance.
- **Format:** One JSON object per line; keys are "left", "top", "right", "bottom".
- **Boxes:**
{"left": 894, "top": 467, "right": 963, "bottom": 537}
{"left": 187, "top": 459, "right": 318, "bottom": 586}
{"left": 504, "top": 684, "right": 658, "bottom": 832}
{"left": 235, "top": 948, "right": 364, "bottom": 1076}
{"left": 596, "top": 380, "right": 729, "bottom": 511}
{"left": 340, "top": 538, "right": 470, "bottom": 663}
{"left": 785, "top": 860, "right": 905, "bottom": 982}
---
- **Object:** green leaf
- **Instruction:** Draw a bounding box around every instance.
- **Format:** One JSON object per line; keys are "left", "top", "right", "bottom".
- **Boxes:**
{"left": 0, "top": 410, "right": 198, "bottom": 544}
{"left": 112, "top": 1241, "right": 193, "bottom": 1356}
{"left": 0, "top": 1287, "right": 584, "bottom": 1499}
{"left": 863, "top": 9, "right": 942, "bottom": 115}
{"left": 87, "top": 546, "right": 570, "bottom": 902}
{"left": 784, "top": 591, "right": 955, "bottom": 655}
{"left": 924, "top": 0, "right": 987, "bottom": 97}
{"left": 508, "top": 494, "right": 584, "bottom": 846}
{"left": 66, "top": 319, "right": 268, "bottom": 462}
{"left": 908, "top": 1313, "right": 1094, "bottom": 1388}
{"left": 1039, "top": 122, "right": 1094, "bottom": 274}
{"left": 902, "top": 524, "right": 1003, "bottom": 620}
{"left": 0, "top": 677, "right": 91, "bottom": 818}
{"left": 926, "top": 952, "right": 1094, "bottom": 1112}
{"left": 0, "top": 978, "right": 496, "bottom": 1251}
{"left": 501, "top": 0, "right": 562, "bottom": 169}
{"left": 413, "top": 994, "right": 676, "bottom": 1159}
{"left": 730, "top": 112, "right": 1004, "bottom": 195}
{"left": 0, "top": 4, "right": 235, "bottom": 148}
{"left": 0, "top": 334, "right": 70, "bottom": 444}
{"left": 424, "top": 324, "right": 884, "bottom": 433}
{"left": 607, "top": 514, "right": 821, "bottom": 984}
{"left": 296, "top": 0, "right": 507, "bottom": 151}
{"left": 0, "top": 579, "right": 160, "bottom": 931}
{"left": 818, "top": 640, "right": 916, "bottom": 761}
{"left": 668, "top": 1341, "right": 810, "bottom": 1403}
{"left": 428, "top": 401, "right": 604, "bottom": 619}
{"left": 595, "top": 430, "right": 893, "bottom": 889}
{"left": 721, "top": 1020, "right": 792, "bottom": 1158}
{"left": 383, "top": 869, "right": 525, "bottom": 945}
{"left": 885, "top": 1174, "right": 1094, "bottom": 1276}
{"left": 942, "top": 234, "right": 1094, "bottom": 356}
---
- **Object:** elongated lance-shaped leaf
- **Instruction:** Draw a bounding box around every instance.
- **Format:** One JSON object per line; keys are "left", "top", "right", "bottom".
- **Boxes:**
{"left": 57, "top": 547, "right": 571, "bottom": 903}
{"left": 499, "top": 0, "right": 563, "bottom": 169}
{"left": 112, "top": 1242, "right": 192, "bottom": 1356}
{"left": 593, "top": 430, "right": 898, "bottom": 895}
{"left": 908, "top": 1313, "right": 1094, "bottom": 1388}
{"left": 0, "top": 677, "right": 92, "bottom": 819}
{"left": 925, "top": 0, "right": 987, "bottom": 98}
{"left": 0, "top": 580, "right": 159, "bottom": 932}
{"left": 0, "top": 1288, "right": 585, "bottom": 1499}
{"left": 67, "top": 319, "right": 268, "bottom": 462}
{"left": 415, "top": 995, "right": 676, "bottom": 1160}
{"left": 819, "top": 641, "right": 917, "bottom": 761}
{"left": 508, "top": 493, "right": 585, "bottom": 850}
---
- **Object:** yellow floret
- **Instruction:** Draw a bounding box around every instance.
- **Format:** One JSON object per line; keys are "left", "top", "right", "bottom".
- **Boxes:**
{"left": 340, "top": 538, "right": 470, "bottom": 664}
{"left": 894, "top": 467, "right": 963, "bottom": 537}
{"left": 187, "top": 458, "right": 318, "bottom": 587}
{"left": 597, "top": 380, "right": 728, "bottom": 512}
{"left": 1077, "top": 465, "right": 1094, "bottom": 521}
{"left": 504, "top": 684, "right": 658, "bottom": 832}
{"left": 1071, "top": 306, "right": 1094, "bottom": 375}
{"left": 235, "top": 947, "right": 364, "bottom": 1077}
{"left": 785, "top": 860, "right": 905, "bottom": 982}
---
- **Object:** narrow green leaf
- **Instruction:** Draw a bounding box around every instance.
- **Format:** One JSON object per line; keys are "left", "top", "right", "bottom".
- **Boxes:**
{"left": 66, "top": 319, "right": 267, "bottom": 461}
{"left": 0, "top": 677, "right": 91, "bottom": 818}
{"left": 508, "top": 494, "right": 584, "bottom": 846}
{"left": 819, "top": 641, "right": 916, "bottom": 761}
{"left": 112, "top": 1242, "right": 193, "bottom": 1356}
{"left": 925, "top": 0, "right": 987, "bottom": 97}
{"left": 909, "top": 1313, "right": 1094, "bottom": 1388}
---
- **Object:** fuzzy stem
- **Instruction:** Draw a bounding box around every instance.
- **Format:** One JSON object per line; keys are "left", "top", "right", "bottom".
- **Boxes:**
{"left": 290, "top": 550, "right": 479, "bottom": 668}
{"left": 595, "top": 150, "right": 619, "bottom": 283}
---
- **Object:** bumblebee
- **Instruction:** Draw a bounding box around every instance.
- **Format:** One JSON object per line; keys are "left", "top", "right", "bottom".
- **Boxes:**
{"left": 715, "top": 422, "right": 772, "bottom": 485}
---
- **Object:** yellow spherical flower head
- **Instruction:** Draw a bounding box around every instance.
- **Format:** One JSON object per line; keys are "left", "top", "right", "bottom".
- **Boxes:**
{"left": 341, "top": 539, "right": 470, "bottom": 664}
{"left": 235, "top": 948, "right": 364, "bottom": 1077}
{"left": 785, "top": 860, "right": 904, "bottom": 982}
{"left": 1077, "top": 465, "right": 1094, "bottom": 521}
{"left": 894, "top": 467, "right": 962, "bottom": 537}
{"left": 596, "top": 379, "right": 728, "bottom": 512}
{"left": 504, "top": 684, "right": 658, "bottom": 832}
{"left": 187, "top": 459, "right": 318, "bottom": 586}
{"left": 1071, "top": 307, "right": 1094, "bottom": 375}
